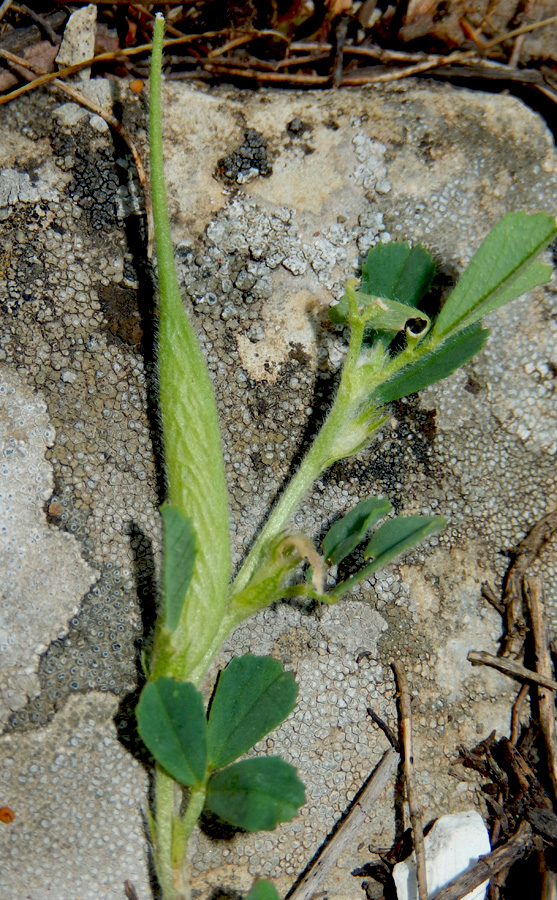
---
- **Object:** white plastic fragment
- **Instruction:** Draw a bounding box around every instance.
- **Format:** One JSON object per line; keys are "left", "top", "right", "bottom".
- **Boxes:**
{"left": 393, "top": 810, "right": 491, "bottom": 900}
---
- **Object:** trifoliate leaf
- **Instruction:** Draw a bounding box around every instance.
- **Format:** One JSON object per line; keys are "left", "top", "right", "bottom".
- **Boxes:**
{"left": 331, "top": 514, "right": 446, "bottom": 598}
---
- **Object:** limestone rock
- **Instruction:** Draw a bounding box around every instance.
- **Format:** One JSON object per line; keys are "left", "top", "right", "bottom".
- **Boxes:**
{"left": 0, "top": 367, "right": 98, "bottom": 728}
{"left": 0, "top": 694, "right": 150, "bottom": 899}
{"left": 55, "top": 4, "right": 97, "bottom": 81}
{"left": 0, "top": 76, "right": 555, "bottom": 899}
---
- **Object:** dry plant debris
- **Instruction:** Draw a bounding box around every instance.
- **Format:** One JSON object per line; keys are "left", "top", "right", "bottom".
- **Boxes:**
{"left": 0, "top": 1, "right": 556, "bottom": 121}
{"left": 454, "top": 514, "right": 557, "bottom": 900}
{"left": 352, "top": 512, "right": 557, "bottom": 900}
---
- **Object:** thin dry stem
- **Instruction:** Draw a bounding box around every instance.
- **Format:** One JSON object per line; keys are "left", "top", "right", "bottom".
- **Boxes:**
{"left": 392, "top": 660, "right": 428, "bottom": 900}
{"left": 501, "top": 508, "right": 557, "bottom": 657}
{"left": 287, "top": 748, "right": 399, "bottom": 900}
{"left": 468, "top": 650, "right": 557, "bottom": 691}
{"left": 524, "top": 575, "right": 557, "bottom": 801}
{"left": 510, "top": 683, "right": 530, "bottom": 746}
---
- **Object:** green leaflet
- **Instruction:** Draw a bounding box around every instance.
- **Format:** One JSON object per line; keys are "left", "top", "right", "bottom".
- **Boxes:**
{"left": 330, "top": 242, "right": 435, "bottom": 328}
{"left": 364, "top": 514, "right": 447, "bottom": 565}
{"left": 332, "top": 514, "right": 446, "bottom": 598}
{"left": 206, "top": 757, "right": 305, "bottom": 831}
{"left": 161, "top": 505, "right": 196, "bottom": 633}
{"left": 207, "top": 655, "right": 298, "bottom": 769}
{"left": 361, "top": 241, "right": 435, "bottom": 307}
{"left": 433, "top": 211, "right": 556, "bottom": 339}
{"left": 322, "top": 496, "right": 392, "bottom": 565}
{"left": 245, "top": 881, "right": 281, "bottom": 900}
{"left": 136, "top": 678, "right": 207, "bottom": 786}
{"left": 372, "top": 324, "right": 489, "bottom": 404}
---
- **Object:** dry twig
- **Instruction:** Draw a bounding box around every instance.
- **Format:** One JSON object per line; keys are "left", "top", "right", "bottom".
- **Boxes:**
{"left": 0, "top": 1, "right": 13, "bottom": 25}
{"left": 332, "top": 16, "right": 349, "bottom": 88}
{"left": 510, "top": 683, "right": 530, "bottom": 747}
{"left": 501, "top": 508, "right": 557, "bottom": 657}
{"left": 0, "top": 32, "right": 223, "bottom": 104}
{"left": 287, "top": 748, "right": 399, "bottom": 900}
{"left": 207, "top": 30, "right": 290, "bottom": 58}
{"left": 367, "top": 707, "right": 400, "bottom": 752}
{"left": 467, "top": 650, "right": 557, "bottom": 692}
{"left": 524, "top": 576, "right": 557, "bottom": 802}
{"left": 124, "top": 881, "right": 139, "bottom": 900}
{"left": 392, "top": 660, "right": 428, "bottom": 900}
{"left": 14, "top": 3, "right": 59, "bottom": 44}
{"left": 461, "top": 13, "right": 557, "bottom": 51}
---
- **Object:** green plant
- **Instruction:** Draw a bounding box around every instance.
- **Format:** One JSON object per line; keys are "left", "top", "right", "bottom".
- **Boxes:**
{"left": 137, "top": 13, "right": 556, "bottom": 900}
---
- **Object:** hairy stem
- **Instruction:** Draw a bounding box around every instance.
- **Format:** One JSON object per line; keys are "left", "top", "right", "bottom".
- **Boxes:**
{"left": 149, "top": 15, "right": 224, "bottom": 897}
{"left": 230, "top": 312, "right": 369, "bottom": 597}
{"left": 155, "top": 764, "right": 187, "bottom": 900}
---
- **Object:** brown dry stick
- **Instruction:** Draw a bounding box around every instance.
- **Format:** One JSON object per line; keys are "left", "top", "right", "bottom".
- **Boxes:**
{"left": 392, "top": 660, "right": 428, "bottom": 900}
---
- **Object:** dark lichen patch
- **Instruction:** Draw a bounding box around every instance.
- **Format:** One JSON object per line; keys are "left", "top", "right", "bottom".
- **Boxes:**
{"left": 0, "top": 216, "right": 48, "bottom": 313}
{"left": 464, "top": 375, "right": 483, "bottom": 395}
{"left": 321, "top": 398, "right": 440, "bottom": 515}
{"left": 285, "top": 117, "right": 314, "bottom": 156}
{"left": 98, "top": 281, "right": 143, "bottom": 348}
{"left": 215, "top": 127, "right": 272, "bottom": 184}
{"left": 50, "top": 126, "right": 122, "bottom": 231}
{"left": 416, "top": 133, "right": 443, "bottom": 167}
{"left": 288, "top": 341, "right": 312, "bottom": 367}
{"left": 395, "top": 397, "right": 437, "bottom": 445}
{"left": 287, "top": 117, "right": 311, "bottom": 136}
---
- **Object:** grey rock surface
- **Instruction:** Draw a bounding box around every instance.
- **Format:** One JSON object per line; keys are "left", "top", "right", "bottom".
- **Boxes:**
{"left": 55, "top": 4, "right": 97, "bottom": 81}
{"left": 0, "top": 77, "right": 555, "bottom": 900}
{"left": 0, "top": 693, "right": 150, "bottom": 898}
{"left": 0, "top": 366, "right": 98, "bottom": 728}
